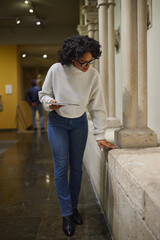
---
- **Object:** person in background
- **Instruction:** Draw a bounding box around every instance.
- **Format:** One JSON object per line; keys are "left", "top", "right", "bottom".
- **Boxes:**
{"left": 26, "top": 79, "right": 45, "bottom": 132}
{"left": 38, "top": 35, "right": 116, "bottom": 237}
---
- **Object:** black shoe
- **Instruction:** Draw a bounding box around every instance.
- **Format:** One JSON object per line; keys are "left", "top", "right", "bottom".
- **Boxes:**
{"left": 73, "top": 208, "right": 83, "bottom": 225}
{"left": 63, "top": 215, "right": 75, "bottom": 237}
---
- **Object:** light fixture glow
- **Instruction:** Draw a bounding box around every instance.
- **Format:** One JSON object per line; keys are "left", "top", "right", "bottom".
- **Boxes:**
{"left": 22, "top": 54, "right": 26, "bottom": 58}
{"left": 43, "top": 54, "right": 47, "bottom": 59}
{"left": 29, "top": 8, "right": 33, "bottom": 13}
{"left": 46, "top": 174, "right": 50, "bottom": 183}
{"left": 16, "top": 18, "right": 20, "bottom": 24}
{"left": 36, "top": 21, "right": 41, "bottom": 25}
{"left": 24, "top": 0, "right": 29, "bottom": 4}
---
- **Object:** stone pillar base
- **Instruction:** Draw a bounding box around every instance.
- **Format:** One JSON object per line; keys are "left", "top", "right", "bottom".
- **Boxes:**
{"left": 115, "top": 127, "right": 158, "bottom": 148}
{"left": 107, "top": 117, "right": 122, "bottom": 128}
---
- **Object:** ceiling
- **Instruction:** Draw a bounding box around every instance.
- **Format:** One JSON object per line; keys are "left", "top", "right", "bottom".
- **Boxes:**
{"left": 0, "top": 0, "right": 80, "bottom": 67}
{"left": 20, "top": 44, "right": 60, "bottom": 68}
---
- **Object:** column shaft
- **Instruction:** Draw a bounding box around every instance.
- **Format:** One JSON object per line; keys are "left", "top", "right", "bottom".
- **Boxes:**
{"left": 79, "top": 0, "right": 85, "bottom": 25}
{"left": 108, "top": 0, "right": 115, "bottom": 117}
{"left": 88, "top": 22, "right": 95, "bottom": 38}
{"left": 138, "top": 0, "right": 147, "bottom": 128}
{"left": 98, "top": 0, "right": 108, "bottom": 112}
{"left": 94, "top": 21, "right": 99, "bottom": 71}
{"left": 94, "top": 22, "right": 98, "bottom": 41}
{"left": 122, "top": 0, "right": 138, "bottom": 129}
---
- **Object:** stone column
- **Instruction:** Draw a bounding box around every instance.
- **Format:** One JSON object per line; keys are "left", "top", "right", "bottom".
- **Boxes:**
{"left": 77, "top": 0, "right": 88, "bottom": 36}
{"left": 107, "top": 0, "right": 121, "bottom": 127}
{"left": 88, "top": 19, "right": 95, "bottom": 38}
{"left": 94, "top": 20, "right": 98, "bottom": 41}
{"left": 138, "top": 0, "right": 147, "bottom": 128}
{"left": 94, "top": 20, "right": 99, "bottom": 71}
{"left": 81, "top": 1, "right": 99, "bottom": 120}
{"left": 115, "top": 0, "right": 157, "bottom": 148}
{"left": 77, "top": 24, "right": 88, "bottom": 36}
{"left": 82, "top": 4, "right": 98, "bottom": 39}
{"left": 88, "top": 19, "right": 98, "bottom": 69}
{"left": 97, "top": 0, "right": 108, "bottom": 113}
{"left": 79, "top": 0, "right": 84, "bottom": 25}
{"left": 82, "top": 3, "right": 99, "bottom": 70}
{"left": 137, "top": 0, "right": 157, "bottom": 145}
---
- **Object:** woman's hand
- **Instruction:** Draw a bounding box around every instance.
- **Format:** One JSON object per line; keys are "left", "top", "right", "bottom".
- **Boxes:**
{"left": 49, "top": 100, "right": 64, "bottom": 110}
{"left": 97, "top": 139, "right": 117, "bottom": 151}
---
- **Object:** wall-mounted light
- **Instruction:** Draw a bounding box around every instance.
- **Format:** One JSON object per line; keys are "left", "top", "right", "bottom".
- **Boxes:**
{"left": 24, "top": 0, "right": 29, "bottom": 4}
{"left": 43, "top": 54, "right": 47, "bottom": 59}
{"left": 16, "top": 17, "right": 20, "bottom": 24}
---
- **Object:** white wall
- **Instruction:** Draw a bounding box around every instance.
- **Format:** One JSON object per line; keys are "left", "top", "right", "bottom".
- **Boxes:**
{"left": 147, "top": 0, "right": 160, "bottom": 140}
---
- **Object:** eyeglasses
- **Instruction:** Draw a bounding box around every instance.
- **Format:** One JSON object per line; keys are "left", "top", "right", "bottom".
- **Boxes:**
{"left": 77, "top": 58, "right": 95, "bottom": 68}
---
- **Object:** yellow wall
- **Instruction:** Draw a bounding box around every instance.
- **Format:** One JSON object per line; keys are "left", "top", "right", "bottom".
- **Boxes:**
{"left": 0, "top": 45, "right": 19, "bottom": 129}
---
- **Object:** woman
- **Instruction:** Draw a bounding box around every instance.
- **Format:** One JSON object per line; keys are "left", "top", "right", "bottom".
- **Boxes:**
{"left": 38, "top": 35, "right": 116, "bottom": 237}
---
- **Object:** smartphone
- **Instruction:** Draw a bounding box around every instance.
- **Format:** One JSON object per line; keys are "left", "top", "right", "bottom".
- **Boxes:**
{"left": 46, "top": 102, "right": 80, "bottom": 106}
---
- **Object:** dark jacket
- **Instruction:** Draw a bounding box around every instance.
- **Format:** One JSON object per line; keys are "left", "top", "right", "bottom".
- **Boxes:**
{"left": 26, "top": 86, "right": 41, "bottom": 106}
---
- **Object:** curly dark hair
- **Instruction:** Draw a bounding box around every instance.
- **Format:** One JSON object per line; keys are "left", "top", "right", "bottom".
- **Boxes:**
{"left": 58, "top": 35, "right": 102, "bottom": 65}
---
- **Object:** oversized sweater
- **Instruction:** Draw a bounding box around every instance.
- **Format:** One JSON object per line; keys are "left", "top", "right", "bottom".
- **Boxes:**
{"left": 38, "top": 62, "right": 107, "bottom": 140}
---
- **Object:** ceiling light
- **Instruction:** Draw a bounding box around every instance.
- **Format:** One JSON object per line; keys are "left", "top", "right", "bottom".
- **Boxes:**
{"left": 29, "top": 8, "right": 34, "bottom": 13}
{"left": 24, "top": 0, "right": 29, "bottom": 4}
{"left": 43, "top": 54, "right": 47, "bottom": 59}
{"left": 22, "top": 54, "right": 26, "bottom": 58}
{"left": 16, "top": 18, "right": 20, "bottom": 24}
{"left": 36, "top": 21, "right": 41, "bottom": 25}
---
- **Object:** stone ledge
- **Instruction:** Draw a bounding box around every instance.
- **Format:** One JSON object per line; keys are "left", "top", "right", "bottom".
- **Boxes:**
{"left": 84, "top": 122, "right": 160, "bottom": 240}
{"left": 109, "top": 147, "right": 160, "bottom": 239}
{"left": 108, "top": 173, "right": 156, "bottom": 240}
{"left": 145, "top": 182, "right": 160, "bottom": 239}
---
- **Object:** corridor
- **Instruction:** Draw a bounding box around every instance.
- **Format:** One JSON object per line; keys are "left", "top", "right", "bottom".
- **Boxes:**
{"left": 0, "top": 131, "right": 112, "bottom": 240}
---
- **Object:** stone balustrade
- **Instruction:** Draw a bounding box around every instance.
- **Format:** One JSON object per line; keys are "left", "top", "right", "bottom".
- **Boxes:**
{"left": 84, "top": 122, "right": 160, "bottom": 240}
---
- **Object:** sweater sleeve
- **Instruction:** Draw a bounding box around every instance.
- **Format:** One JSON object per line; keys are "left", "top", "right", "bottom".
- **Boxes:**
{"left": 38, "top": 67, "right": 55, "bottom": 112}
{"left": 87, "top": 74, "right": 107, "bottom": 141}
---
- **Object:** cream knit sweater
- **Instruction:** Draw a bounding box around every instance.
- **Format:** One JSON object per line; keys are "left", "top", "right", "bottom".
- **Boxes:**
{"left": 38, "top": 63, "right": 107, "bottom": 140}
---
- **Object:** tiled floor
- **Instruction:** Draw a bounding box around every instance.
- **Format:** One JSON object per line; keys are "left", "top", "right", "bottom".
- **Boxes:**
{"left": 0, "top": 131, "right": 112, "bottom": 240}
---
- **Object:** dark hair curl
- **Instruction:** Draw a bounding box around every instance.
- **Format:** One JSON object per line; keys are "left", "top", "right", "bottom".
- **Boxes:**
{"left": 58, "top": 35, "right": 102, "bottom": 65}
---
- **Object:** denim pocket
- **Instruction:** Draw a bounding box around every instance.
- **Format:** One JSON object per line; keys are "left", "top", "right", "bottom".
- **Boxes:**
{"left": 49, "top": 110, "right": 58, "bottom": 117}
{"left": 47, "top": 111, "right": 58, "bottom": 124}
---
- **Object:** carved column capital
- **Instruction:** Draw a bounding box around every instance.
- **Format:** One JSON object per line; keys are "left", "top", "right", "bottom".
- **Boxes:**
{"left": 82, "top": 5, "right": 98, "bottom": 25}
{"left": 97, "top": 0, "right": 108, "bottom": 9}
{"left": 108, "top": 0, "right": 116, "bottom": 7}
{"left": 77, "top": 24, "right": 88, "bottom": 36}
{"left": 85, "top": 0, "right": 97, "bottom": 6}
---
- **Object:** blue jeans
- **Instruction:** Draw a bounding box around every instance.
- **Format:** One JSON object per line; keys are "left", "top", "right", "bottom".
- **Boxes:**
{"left": 47, "top": 111, "right": 88, "bottom": 217}
{"left": 31, "top": 104, "right": 44, "bottom": 129}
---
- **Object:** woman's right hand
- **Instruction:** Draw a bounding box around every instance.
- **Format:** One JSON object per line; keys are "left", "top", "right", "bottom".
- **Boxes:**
{"left": 49, "top": 100, "right": 64, "bottom": 110}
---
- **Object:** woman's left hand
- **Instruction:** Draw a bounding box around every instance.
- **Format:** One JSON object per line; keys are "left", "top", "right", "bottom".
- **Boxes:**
{"left": 97, "top": 139, "right": 117, "bottom": 151}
